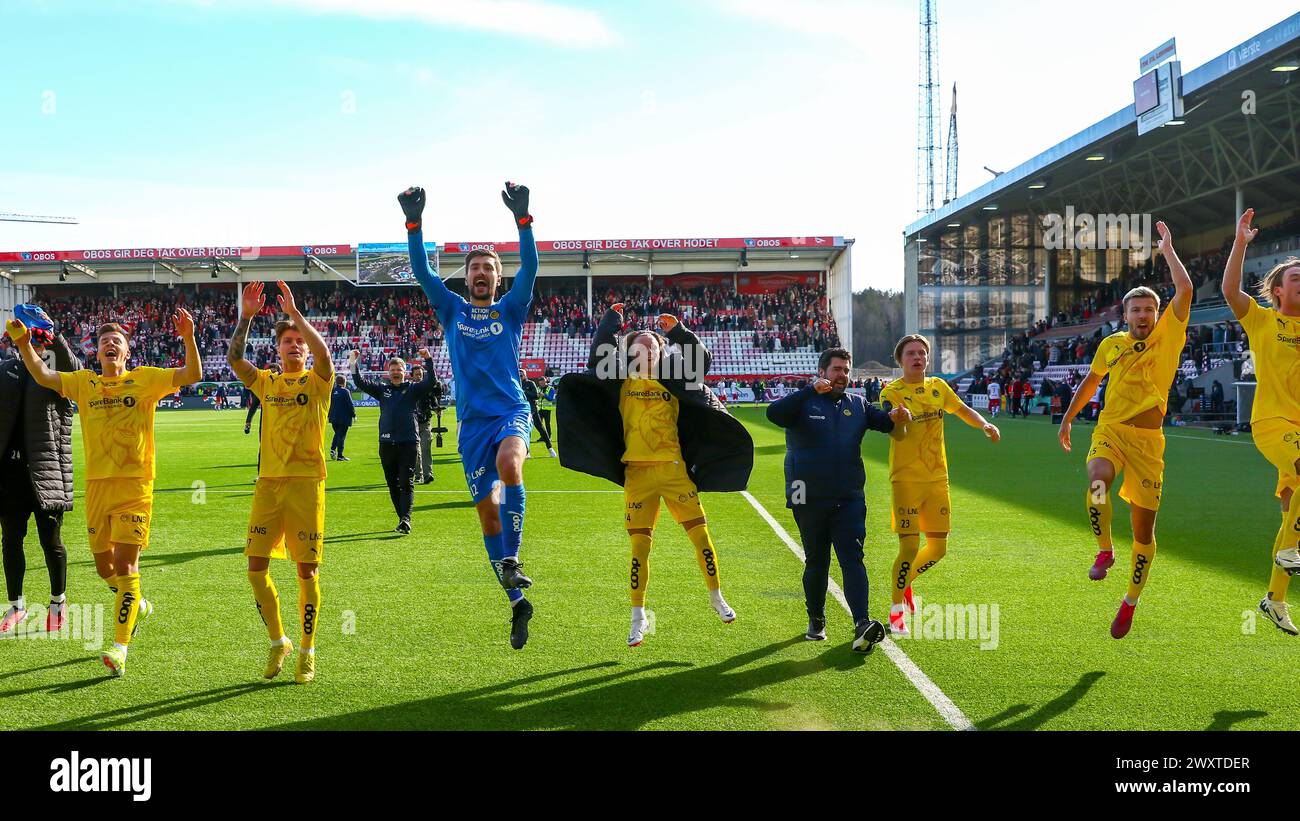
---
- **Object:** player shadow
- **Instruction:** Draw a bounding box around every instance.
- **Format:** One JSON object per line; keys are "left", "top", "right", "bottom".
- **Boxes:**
{"left": 30, "top": 681, "right": 291, "bottom": 730}
{"left": 269, "top": 636, "right": 870, "bottom": 731}
{"left": 0, "top": 656, "right": 98, "bottom": 681}
{"left": 328, "top": 531, "right": 406, "bottom": 544}
{"left": 143, "top": 545, "right": 245, "bottom": 568}
{"left": 411, "top": 500, "right": 475, "bottom": 513}
{"left": 977, "top": 671, "right": 1105, "bottom": 731}
{"left": 1206, "top": 709, "right": 1269, "bottom": 731}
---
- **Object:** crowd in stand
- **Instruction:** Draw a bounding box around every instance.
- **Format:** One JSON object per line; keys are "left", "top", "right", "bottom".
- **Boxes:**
{"left": 4, "top": 279, "right": 841, "bottom": 383}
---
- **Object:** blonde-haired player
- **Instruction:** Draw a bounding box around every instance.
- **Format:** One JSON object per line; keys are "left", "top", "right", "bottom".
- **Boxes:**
{"left": 8, "top": 312, "right": 201, "bottom": 676}
{"left": 1059, "top": 220, "right": 1192, "bottom": 639}
{"left": 1222, "top": 209, "right": 1300, "bottom": 634}
{"left": 227, "top": 281, "right": 333, "bottom": 683}
{"left": 881, "top": 334, "right": 1000, "bottom": 636}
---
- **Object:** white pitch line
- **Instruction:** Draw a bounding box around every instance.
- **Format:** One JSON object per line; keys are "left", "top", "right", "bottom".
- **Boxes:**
{"left": 740, "top": 490, "right": 975, "bottom": 732}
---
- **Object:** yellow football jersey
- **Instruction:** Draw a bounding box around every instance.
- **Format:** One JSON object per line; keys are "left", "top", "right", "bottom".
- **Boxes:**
{"left": 619, "top": 378, "right": 682, "bottom": 463}
{"left": 880, "top": 376, "right": 963, "bottom": 484}
{"left": 1090, "top": 306, "right": 1188, "bottom": 425}
{"left": 59, "top": 366, "right": 176, "bottom": 481}
{"left": 1238, "top": 299, "right": 1300, "bottom": 425}
{"left": 246, "top": 368, "right": 331, "bottom": 479}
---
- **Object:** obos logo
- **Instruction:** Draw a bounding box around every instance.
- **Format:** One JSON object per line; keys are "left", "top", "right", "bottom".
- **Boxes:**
{"left": 123, "top": 396, "right": 136, "bottom": 408}
{"left": 490, "top": 321, "right": 503, "bottom": 335}
{"left": 296, "top": 393, "right": 308, "bottom": 405}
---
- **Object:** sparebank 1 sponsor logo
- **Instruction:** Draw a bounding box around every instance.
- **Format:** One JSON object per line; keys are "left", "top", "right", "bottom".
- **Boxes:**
{"left": 50, "top": 751, "right": 151, "bottom": 802}
{"left": 1041, "top": 207, "right": 1153, "bottom": 256}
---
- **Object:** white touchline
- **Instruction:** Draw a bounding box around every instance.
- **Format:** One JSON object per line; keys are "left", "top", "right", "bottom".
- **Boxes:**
{"left": 740, "top": 490, "right": 975, "bottom": 732}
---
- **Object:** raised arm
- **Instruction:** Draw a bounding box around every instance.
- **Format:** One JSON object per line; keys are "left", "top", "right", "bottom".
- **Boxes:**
{"left": 587, "top": 304, "right": 625, "bottom": 371}
{"left": 413, "top": 348, "right": 437, "bottom": 397}
{"left": 170, "top": 307, "right": 203, "bottom": 387}
{"left": 500, "top": 182, "right": 538, "bottom": 315}
{"left": 1058, "top": 369, "right": 1103, "bottom": 453}
{"left": 50, "top": 332, "right": 82, "bottom": 373}
{"left": 5, "top": 319, "right": 62, "bottom": 392}
{"left": 1155, "top": 221, "right": 1193, "bottom": 322}
{"left": 228, "top": 281, "right": 264, "bottom": 386}
{"left": 661, "top": 314, "right": 712, "bottom": 384}
{"left": 1222, "top": 208, "right": 1258, "bottom": 319}
{"left": 276, "top": 280, "right": 332, "bottom": 381}
{"left": 398, "top": 186, "right": 457, "bottom": 318}
{"left": 348, "top": 350, "right": 382, "bottom": 398}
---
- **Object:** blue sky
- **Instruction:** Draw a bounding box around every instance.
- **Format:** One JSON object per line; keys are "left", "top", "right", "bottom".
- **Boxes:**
{"left": 2, "top": 0, "right": 1297, "bottom": 290}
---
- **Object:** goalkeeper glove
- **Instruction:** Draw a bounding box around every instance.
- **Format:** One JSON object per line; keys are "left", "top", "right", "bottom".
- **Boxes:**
{"left": 398, "top": 186, "right": 426, "bottom": 233}
{"left": 501, "top": 182, "right": 533, "bottom": 229}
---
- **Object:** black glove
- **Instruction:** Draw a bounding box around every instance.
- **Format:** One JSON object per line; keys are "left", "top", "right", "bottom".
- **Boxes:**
{"left": 398, "top": 186, "right": 426, "bottom": 233}
{"left": 501, "top": 182, "right": 533, "bottom": 229}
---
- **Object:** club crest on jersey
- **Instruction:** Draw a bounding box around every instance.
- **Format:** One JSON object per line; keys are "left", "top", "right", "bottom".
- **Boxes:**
{"left": 1133, "top": 341, "right": 1147, "bottom": 353}
{"left": 296, "top": 393, "right": 308, "bottom": 405}
{"left": 843, "top": 408, "right": 851, "bottom": 416}
{"left": 490, "top": 310, "right": 500, "bottom": 320}
{"left": 932, "top": 389, "right": 940, "bottom": 397}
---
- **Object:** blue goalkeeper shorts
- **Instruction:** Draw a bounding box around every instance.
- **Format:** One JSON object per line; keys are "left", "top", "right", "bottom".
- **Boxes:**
{"left": 459, "top": 409, "right": 532, "bottom": 503}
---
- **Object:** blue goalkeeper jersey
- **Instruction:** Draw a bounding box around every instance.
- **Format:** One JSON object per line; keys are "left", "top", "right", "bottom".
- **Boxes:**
{"left": 407, "top": 227, "right": 538, "bottom": 421}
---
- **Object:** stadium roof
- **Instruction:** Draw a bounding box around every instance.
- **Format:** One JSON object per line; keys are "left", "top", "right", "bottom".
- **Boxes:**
{"left": 905, "top": 12, "right": 1300, "bottom": 240}
{"left": 0, "top": 235, "right": 850, "bottom": 286}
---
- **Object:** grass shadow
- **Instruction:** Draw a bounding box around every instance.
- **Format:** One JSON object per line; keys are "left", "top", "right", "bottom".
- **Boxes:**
{"left": 978, "top": 671, "right": 1105, "bottom": 730}
{"left": 268, "top": 636, "right": 870, "bottom": 730}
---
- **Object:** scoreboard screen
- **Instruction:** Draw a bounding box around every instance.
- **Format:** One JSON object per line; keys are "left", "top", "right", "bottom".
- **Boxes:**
{"left": 1133, "top": 70, "right": 1159, "bottom": 116}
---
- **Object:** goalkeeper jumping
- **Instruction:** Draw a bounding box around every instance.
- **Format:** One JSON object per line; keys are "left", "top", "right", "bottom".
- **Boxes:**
{"left": 400, "top": 182, "right": 539, "bottom": 650}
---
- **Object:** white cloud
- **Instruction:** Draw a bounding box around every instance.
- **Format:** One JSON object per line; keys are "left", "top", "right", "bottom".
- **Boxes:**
{"left": 182, "top": 0, "right": 620, "bottom": 48}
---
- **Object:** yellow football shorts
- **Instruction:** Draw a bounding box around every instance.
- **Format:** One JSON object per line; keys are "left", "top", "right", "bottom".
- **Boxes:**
{"left": 1086, "top": 421, "right": 1166, "bottom": 510}
{"left": 245, "top": 478, "right": 326, "bottom": 563}
{"left": 1251, "top": 417, "right": 1300, "bottom": 498}
{"left": 890, "top": 480, "right": 952, "bottom": 535}
{"left": 85, "top": 478, "right": 154, "bottom": 555}
{"left": 623, "top": 461, "right": 705, "bottom": 531}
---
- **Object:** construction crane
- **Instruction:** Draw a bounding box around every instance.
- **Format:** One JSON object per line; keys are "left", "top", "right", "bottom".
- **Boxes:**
{"left": 916, "top": 0, "right": 940, "bottom": 216}
{"left": 0, "top": 212, "right": 78, "bottom": 224}
{"left": 943, "top": 83, "right": 958, "bottom": 205}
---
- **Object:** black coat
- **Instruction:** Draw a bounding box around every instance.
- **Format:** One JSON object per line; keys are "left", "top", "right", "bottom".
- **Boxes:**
{"left": 556, "top": 309, "right": 753, "bottom": 491}
{"left": 0, "top": 335, "right": 81, "bottom": 511}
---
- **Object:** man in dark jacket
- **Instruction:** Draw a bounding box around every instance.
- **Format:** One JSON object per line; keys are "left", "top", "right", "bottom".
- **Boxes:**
{"left": 411, "top": 361, "right": 441, "bottom": 483}
{"left": 0, "top": 305, "right": 80, "bottom": 633}
{"left": 349, "top": 348, "right": 436, "bottom": 534}
{"left": 557, "top": 305, "right": 753, "bottom": 647}
{"left": 521, "top": 371, "right": 556, "bottom": 457}
{"left": 328, "top": 374, "right": 356, "bottom": 461}
{"left": 766, "top": 347, "right": 908, "bottom": 652}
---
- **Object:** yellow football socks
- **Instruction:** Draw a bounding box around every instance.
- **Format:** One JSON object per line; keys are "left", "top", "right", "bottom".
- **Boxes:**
{"left": 1126, "top": 540, "right": 1156, "bottom": 604}
{"left": 113, "top": 572, "right": 141, "bottom": 646}
{"left": 248, "top": 569, "right": 285, "bottom": 641}
{"left": 629, "top": 532, "right": 652, "bottom": 607}
{"left": 298, "top": 575, "right": 320, "bottom": 651}
{"left": 686, "top": 524, "right": 721, "bottom": 591}
{"left": 892, "top": 534, "right": 920, "bottom": 605}
{"left": 1087, "top": 483, "right": 1114, "bottom": 551}
{"left": 910, "top": 536, "right": 948, "bottom": 583}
